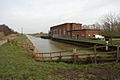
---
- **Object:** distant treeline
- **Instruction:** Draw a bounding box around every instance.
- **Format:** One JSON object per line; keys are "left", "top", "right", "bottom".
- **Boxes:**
{"left": 30, "top": 32, "right": 48, "bottom": 37}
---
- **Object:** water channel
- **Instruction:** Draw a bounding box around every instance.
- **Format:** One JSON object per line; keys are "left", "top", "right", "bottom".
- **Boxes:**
{"left": 26, "top": 35, "right": 94, "bottom": 56}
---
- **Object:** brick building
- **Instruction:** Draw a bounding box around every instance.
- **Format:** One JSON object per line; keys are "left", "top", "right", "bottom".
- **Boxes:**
{"left": 50, "top": 23, "right": 100, "bottom": 39}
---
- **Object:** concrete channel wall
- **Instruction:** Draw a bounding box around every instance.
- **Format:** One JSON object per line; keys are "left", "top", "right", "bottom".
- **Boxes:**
{"left": 51, "top": 37, "right": 118, "bottom": 51}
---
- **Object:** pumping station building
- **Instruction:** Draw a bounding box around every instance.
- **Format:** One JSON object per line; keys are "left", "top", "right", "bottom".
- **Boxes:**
{"left": 49, "top": 23, "right": 100, "bottom": 40}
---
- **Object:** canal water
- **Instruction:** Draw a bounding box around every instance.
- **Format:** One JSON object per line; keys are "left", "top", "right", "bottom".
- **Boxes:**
{"left": 27, "top": 35, "right": 93, "bottom": 52}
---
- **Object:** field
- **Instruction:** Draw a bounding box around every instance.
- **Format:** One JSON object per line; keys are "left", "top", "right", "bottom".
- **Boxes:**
{"left": 0, "top": 35, "right": 120, "bottom": 80}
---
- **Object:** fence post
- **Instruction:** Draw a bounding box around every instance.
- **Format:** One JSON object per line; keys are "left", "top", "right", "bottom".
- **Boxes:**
{"left": 105, "top": 41, "right": 109, "bottom": 51}
{"left": 94, "top": 44, "right": 97, "bottom": 64}
{"left": 116, "top": 46, "right": 120, "bottom": 62}
{"left": 42, "top": 53, "right": 44, "bottom": 60}
{"left": 50, "top": 53, "right": 52, "bottom": 60}
{"left": 72, "top": 48, "right": 78, "bottom": 64}
{"left": 58, "top": 51, "right": 62, "bottom": 62}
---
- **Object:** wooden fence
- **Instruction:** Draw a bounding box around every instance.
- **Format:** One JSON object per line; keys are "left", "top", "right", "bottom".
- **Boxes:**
{"left": 33, "top": 45, "right": 120, "bottom": 63}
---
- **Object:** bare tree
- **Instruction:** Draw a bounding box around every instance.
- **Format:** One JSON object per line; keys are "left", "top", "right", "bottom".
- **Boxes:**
{"left": 116, "top": 15, "right": 120, "bottom": 34}
{"left": 99, "top": 13, "right": 120, "bottom": 44}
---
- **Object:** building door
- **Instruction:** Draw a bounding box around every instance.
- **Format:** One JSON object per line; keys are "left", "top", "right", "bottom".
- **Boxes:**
{"left": 77, "top": 35, "right": 79, "bottom": 39}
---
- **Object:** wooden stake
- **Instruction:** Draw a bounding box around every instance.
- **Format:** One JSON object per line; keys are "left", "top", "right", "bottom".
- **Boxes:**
{"left": 116, "top": 46, "right": 119, "bottom": 62}
{"left": 94, "top": 44, "right": 97, "bottom": 64}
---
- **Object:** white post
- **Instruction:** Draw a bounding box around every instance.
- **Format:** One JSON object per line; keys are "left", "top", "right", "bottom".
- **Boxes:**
{"left": 106, "top": 41, "right": 109, "bottom": 51}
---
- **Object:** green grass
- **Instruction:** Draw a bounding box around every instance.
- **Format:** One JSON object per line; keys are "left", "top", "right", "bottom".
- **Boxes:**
{"left": 0, "top": 35, "right": 80, "bottom": 80}
{"left": 0, "top": 35, "right": 120, "bottom": 80}
{"left": 0, "top": 43, "right": 56, "bottom": 79}
{"left": 80, "top": 39, "right": 120, "bottom": 45}
{"left": 111, "top": 40, "right": 120, "bottom": 45}
{"left": 15, "top": 35, "right": 29, "bottom": 42}
{"left": 0, "top": 43, "right": 83, "bottom": 80}
{"left": 80, "top": 40, "right": 105, "bottom": 44}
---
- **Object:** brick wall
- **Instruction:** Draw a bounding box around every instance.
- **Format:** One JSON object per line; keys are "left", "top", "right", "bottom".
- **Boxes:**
{"left": 50, "top": 23, "right": 100, "bottom": 39}
{"left": 85, "top": 30, "right": 100, "bottom": 39}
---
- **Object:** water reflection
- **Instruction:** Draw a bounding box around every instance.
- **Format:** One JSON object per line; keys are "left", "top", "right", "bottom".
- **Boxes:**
{"left": 26, "top": 35, "right": 93, "bottom": 55}
{"left": 26, "top": 35, "right": 81, "bottom": 52}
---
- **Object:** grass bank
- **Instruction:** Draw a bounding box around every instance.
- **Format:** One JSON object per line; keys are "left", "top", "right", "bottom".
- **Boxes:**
{"left": 0, "top": 35, "right": 120, "bottom": 80}
{"left": 15, "top": 35, "right": 29, "bottom": 42}
{"left": 80, "top": 39, "right": 120, "bottom": 45}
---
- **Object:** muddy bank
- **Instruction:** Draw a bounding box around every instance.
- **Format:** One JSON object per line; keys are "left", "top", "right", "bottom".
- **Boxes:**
{"left": 53, "top": 64, "right": 120, "bottom": 80}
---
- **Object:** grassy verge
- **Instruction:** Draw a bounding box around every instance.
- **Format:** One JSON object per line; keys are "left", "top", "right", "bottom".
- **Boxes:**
{"left": 15, "top": 35, "right": 29, "bottom": 42}
{"left": 0, "top": 35, "right": 120, "bottom": 80}
{"left": 80, "top": 39, "right": 120, "bottom": 45}
{"left": 80, "top": 40, "right": 105, "bottom": 44}
{"left": 111, "top": 40, "right": 120, "bottom": 45}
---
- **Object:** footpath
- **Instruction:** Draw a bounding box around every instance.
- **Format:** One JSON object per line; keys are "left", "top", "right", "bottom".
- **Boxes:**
{"left": 0, "top": 34, "right": 18, "bottom": 46}
{"left": 0, "top": 40, "right": 7, "bottom": 46}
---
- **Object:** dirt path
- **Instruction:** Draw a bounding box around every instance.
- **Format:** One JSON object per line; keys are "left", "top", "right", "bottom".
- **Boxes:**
{"left": 0, "top": 34, "right": 18, "bottom": 46}
{"left": 0, "top": 40, "right": 7, "bottom": 46}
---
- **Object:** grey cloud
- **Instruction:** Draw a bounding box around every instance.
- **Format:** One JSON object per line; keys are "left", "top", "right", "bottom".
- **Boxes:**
{"left": 0, "top": 0, "right": 120, "bottom": 33}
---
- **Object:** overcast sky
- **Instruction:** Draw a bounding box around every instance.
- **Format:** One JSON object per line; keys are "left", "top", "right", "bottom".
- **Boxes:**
{"left": 0, "top": 0, "right": 120, "bottom": 33}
